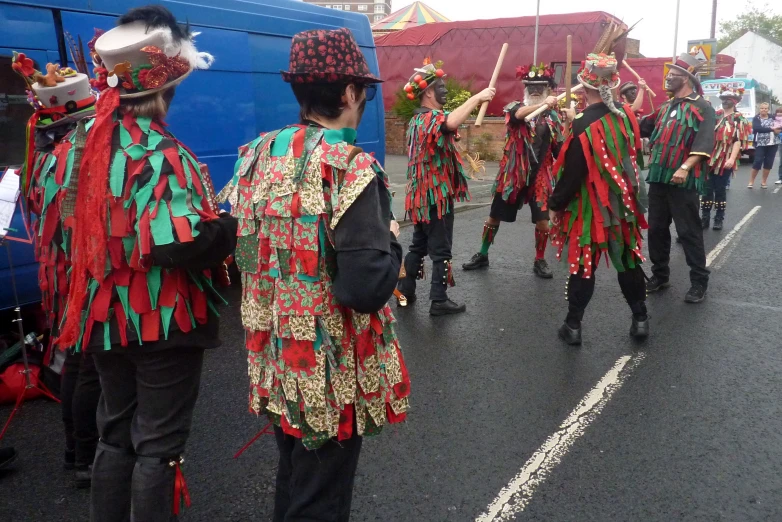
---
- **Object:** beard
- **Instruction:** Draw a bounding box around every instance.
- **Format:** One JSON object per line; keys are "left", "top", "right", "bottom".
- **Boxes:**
{"left": 524, "top": 86, "right": 549, "bottom": 106}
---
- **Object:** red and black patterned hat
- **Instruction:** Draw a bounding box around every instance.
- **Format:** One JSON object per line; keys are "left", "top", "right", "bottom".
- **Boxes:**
{"left": 281, "top": 28, "right": 382, "bottom": 84}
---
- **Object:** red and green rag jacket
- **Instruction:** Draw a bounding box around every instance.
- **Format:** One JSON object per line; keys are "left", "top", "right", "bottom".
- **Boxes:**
{"left": 227, "top": 124, "right": 411, "bottom": 450}
{"left": 404, "top": 108, "right": 470, "bottom": 223}
{"left": 47, "top": 111, "right": 225, "bottom": 352}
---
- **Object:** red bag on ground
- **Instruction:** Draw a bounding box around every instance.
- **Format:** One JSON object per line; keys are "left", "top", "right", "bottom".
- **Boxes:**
{"left": 0, "top": 363, "right": 45, "bottom": 404}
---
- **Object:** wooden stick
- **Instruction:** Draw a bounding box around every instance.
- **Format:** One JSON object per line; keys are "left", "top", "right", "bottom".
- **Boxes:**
{"left": 622, "top": 59, "right": 657, "bottom": 97}
{"left": 565, "top": 35, "right": 573, "bottom": 110}
{"left": 525, "top": 84, "right": 584, "bottom": 122}
{"left": 475, "top": 43, "right": 509, "bottom": 127}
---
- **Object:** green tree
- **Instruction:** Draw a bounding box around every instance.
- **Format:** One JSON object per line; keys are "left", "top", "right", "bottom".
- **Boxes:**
{"left": 717, "top": 5, "right": 782, "bottom": 51}
{"left": 391, "top": 77, "right": 476, "bottom": 122}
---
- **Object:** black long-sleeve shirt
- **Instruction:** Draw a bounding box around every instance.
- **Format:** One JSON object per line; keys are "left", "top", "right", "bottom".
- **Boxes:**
{"left": 548, "top": 103, "right": 613, "bottom": 211}
{"left": 332, "top": 174, "right": 402, "bottom": 314}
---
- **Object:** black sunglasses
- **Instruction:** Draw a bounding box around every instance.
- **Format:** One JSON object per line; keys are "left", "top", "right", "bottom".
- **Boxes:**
{"left": 365, "top": 84, "right": 377, "bottom": 102}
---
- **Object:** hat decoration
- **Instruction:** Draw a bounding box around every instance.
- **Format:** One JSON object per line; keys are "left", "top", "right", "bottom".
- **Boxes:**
{"left": 577, "top": 53, "right": 621, "bottom": 90}
{"left": 404, "top": 57, "right": 446, "bottom": 99}
{"left": 719, "top": 84, "right": 744, "bottom": 101}
{"left": 282, "top": 27, "right": 382, "bottom": 85}
{"left": 91, "top": 6, "right": 213, "bottom": 99}
{"left": 516, "top": 62, "right": 556, "bottom": 87}
{"left": 11, "top": 52, "right": 96, "bottom": 118}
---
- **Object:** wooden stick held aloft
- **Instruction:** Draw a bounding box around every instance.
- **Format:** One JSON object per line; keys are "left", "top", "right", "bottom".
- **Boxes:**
{"left": 525, "top": 84, "right": 584, "bottom": 122}
{"left": 565, "top": 35, "right": 573, "bottom": 108}
{"left": 475, "top": 43, "right": 509, "bottom": 127}
{"left": 622, "top": 59, "right": 657, "bottom": 97}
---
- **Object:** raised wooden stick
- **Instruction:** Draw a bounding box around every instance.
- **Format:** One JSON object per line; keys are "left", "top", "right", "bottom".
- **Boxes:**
{"left": 525, "top": 84, "right": 584, "bottom": 122}
{"left": 622, "top": 59, "right": 657, "bottom": 97}
{"left": 475, "top": 43, "right": 509, "bottom": 127}
{"left": 565, "top": 35, "right": 573, "bottom": 109}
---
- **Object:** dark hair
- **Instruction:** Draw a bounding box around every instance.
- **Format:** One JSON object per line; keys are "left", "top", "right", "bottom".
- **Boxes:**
{"left": 291, "top": 82, "right": 365, "bottom": 122}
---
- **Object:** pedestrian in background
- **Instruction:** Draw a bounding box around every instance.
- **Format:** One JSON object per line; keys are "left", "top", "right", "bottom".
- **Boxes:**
{"left": 747, "top": 103, "right": 781, "bottom": 189}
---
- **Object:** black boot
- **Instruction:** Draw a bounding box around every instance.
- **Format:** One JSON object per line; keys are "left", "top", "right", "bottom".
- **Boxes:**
{"left": 430, "top": 260, "right": 465, "bottom": 315}
{"left": 398, "top": 253, "right": 424, "bottom": 301}
{"left": 629, "top": 301, "right": 649, "bottom": 339}
{"left": 64, "top": 449, "right": 76, "bottom": 470}
{"left": 700, "top": 210, "right": 710, "bottom": 230}
{"left": 430, "top": 299, "right": 467, "bottom": 316}
{"left": 713, "top": 201, "right": 725, "bottom": 231}
{"left": 700, "top": 200, "right": 712, "bottom": 230}
{"left": 463, "top": 252, "right": 489, "bottom": 270}
{"left": 533, "top": 258, "right": 553, "bottom": 279}
{"left": 684, "top": 284, "right": 707, "bottom": 303}
{"left": 645, "top": 275, "right": 670, "bottom": 293}
{"left": 0, "top": 447, "right": 18, "bottom": 470}
{"left": 75, "top": 465, "right": 92, "bottom": 489}
{"left": 558, "top": 323, "right": 582, "bottom": 345}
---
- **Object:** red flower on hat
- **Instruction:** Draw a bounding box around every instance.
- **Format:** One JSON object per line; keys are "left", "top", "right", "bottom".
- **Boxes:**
{"left": 12, "top": 53, "right": 35, "bottom": 77}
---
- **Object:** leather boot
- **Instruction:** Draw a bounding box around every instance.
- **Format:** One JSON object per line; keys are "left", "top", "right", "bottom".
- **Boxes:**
{"left": 397, "top": 253, "right": 423, "bottom": 300}
{"left": 629, "top": 301, "right": 649, "bottom": 339}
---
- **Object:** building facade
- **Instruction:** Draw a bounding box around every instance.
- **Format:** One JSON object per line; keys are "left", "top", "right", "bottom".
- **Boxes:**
{"left": 721, "top": 31, "right": 782, "bottom": 100}
{"left": 302, "top": 0, "right": 392, "bottom": 23}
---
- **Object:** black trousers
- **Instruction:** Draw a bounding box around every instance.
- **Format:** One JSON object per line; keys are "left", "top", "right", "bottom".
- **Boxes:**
{"left": 273, "top": 427, "right": 363, "bottom": 522}
{"left": 90, "top": 343, "right": 205, "bottom": 522}
{"left": 647, "top": 183, "right": 710, "bottom": 287}
{"left": 565, "top": 259, "right": 647, "bottom": 327}
{"left": 702, "top": 171, "right": 731, "bottom": 216}
{"left": 399, "top": 209, "right": 455, "bottom": 301}
{"left": 61, "top": 351, "right": 101, "bottom": 468}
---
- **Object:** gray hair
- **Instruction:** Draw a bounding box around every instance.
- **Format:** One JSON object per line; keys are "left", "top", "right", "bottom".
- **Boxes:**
{"left": 599, "top": 84, "right": 624, "bottom": 116}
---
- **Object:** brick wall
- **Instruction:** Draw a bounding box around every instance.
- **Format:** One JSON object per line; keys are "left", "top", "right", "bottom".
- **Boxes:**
{"left": 385, "top": 114, "right": 507, "bottom": 160}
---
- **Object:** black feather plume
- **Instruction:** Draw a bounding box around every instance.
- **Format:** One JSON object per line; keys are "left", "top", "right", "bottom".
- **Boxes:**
{"left": 117, "top": 5, "right": 189, "bottom": 42}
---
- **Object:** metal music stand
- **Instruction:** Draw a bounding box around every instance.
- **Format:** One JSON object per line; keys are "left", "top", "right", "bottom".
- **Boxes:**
{"left": 0, "top": 169, "right": 60, "bottom": 442}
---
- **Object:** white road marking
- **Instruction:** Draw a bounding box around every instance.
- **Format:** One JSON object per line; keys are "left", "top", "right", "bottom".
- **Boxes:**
{"left": 706, "top": 205, "right": 761, "bottom": 267}
{"left": 774, "top": 185, "right": 781, "bottom": 194}
{"left": 476, "top": 354, "right": 646, "bottom": 522}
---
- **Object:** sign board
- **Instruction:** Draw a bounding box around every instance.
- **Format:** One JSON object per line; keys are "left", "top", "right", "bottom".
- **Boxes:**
{"left": 687, "top": 38, "right": 717, "bottom": 79}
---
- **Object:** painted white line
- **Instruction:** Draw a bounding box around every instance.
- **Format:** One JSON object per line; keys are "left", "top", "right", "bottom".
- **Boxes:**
{"left": 774, "top": 186, "right": 781, "bottom": 194}
{"left": 476, "top": 354, "right": 646, "bottom": 522}
{"left": 706, "top": 205, "right": 761, "bottom": 267}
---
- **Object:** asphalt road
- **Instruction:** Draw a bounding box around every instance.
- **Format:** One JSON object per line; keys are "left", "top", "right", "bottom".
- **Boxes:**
{"left": 1, "top": 165, "right": 782, "bottom": 522}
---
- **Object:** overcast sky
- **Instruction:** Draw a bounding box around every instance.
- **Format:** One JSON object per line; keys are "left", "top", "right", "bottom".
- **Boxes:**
{"left": 391, "top": 0, "right": 782, "bottom": 58}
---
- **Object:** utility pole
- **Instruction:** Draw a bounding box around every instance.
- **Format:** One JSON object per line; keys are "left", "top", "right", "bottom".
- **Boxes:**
{"left": 533, "top": 0, "right": 540, "bottom": 64}
{"left": 710, "top": 0, "right": 718, "bottom": 38}
{"left": 673, "top": 0, "right": 681, "bottom": 61}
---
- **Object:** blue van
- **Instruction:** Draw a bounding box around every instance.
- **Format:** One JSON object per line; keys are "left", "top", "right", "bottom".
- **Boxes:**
{"left": 0, "top": 0, "right": 386, "bottom": 311}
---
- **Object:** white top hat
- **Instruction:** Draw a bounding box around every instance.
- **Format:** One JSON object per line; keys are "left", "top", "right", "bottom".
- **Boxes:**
{"left": 94, "top": 20, "right": 213, "bottom": 98}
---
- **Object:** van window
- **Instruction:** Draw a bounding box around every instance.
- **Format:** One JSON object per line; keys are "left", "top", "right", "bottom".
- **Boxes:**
{"left": 0, "top": 55, "right": 35, "bottom": 168}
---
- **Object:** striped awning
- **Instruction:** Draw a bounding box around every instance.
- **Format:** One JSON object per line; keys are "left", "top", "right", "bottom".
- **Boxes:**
{"left": 372, "top": 1, "right": 451, "bottom": 32}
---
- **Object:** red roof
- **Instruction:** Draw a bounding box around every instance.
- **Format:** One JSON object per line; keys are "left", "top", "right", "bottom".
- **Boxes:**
{"left": 376, "top": 11, "right": 630, "bottom": 115}
{"left": 375, "top": 11, "right": 625, "bottom": 47}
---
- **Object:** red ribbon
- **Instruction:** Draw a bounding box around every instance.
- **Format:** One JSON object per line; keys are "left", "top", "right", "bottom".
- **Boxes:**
{"left": 173, "top": 460, "right": 191, "bottom": 516}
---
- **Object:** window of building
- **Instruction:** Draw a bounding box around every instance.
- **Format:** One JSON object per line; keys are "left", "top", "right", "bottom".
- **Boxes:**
{"left": 374, "top": 4, "right": 385, "bottom": 13}
{"left": 553, "top": 63, "right": 580, "bottom": 87}
{"left": 358, "top": 4, "right": 367, "bottom": 11}
{"left": 374, "top": 14, "right": 383, "bottom": 21}
{"left": 0, "top": 55, "right": 35, "bottom": 168}
{"left": 344, "top": 4, "right": 350, "bottom": 10}
{"left": 332, "top": 4, "right": 342, "bottom": 9}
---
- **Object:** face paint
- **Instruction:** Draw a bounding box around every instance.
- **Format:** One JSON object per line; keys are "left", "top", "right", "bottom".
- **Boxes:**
{"left": 434, "top": 79, "right": 448, "bottom": 106}
{"left": 527, "top": 84, "right": 546, "bottom": 96}
{"left": 721, "top": 99, "right": 735, "bottom": 110}
{"left": 665, "top": 73, "right": 685, "bottom": 93}
{"left": 624, "top": 88, "right": 638, "bottom": 103}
